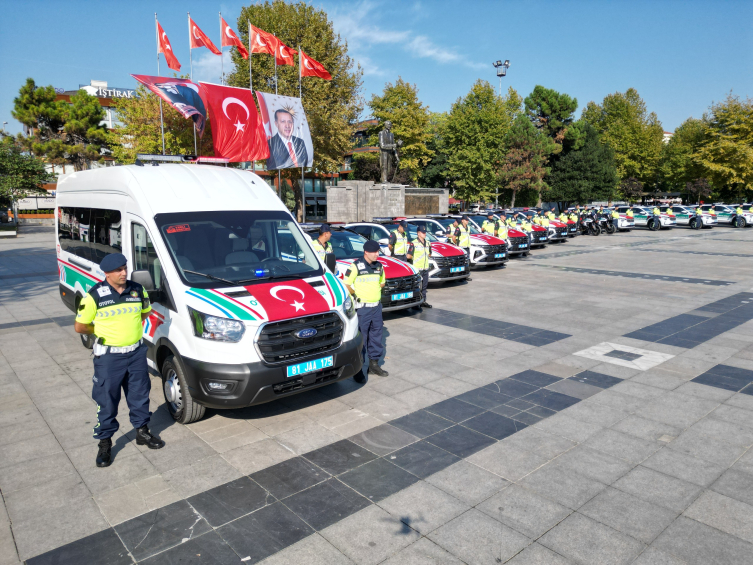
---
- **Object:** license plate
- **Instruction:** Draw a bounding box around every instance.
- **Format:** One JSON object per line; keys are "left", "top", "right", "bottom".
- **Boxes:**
{"left": 287, "top": 356, "right": 333, "bottom": 378}
{"left": 391, "top": 291, "right": 413, "bottom": 301}
{"left": 494, "top": 253, "right": 505, "bottom": 258}
{"left": 450, "top": 266, "right": 464, "bottom": 273}
{"left": 519, "top": 243, "right": 528, "bottom": 248}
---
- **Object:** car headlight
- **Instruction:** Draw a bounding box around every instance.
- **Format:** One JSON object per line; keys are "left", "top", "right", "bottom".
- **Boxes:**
{"left": 188, "top": 306, "right": 245, "bottom": 342}
{"left": 343, "top": 295, "right": 356, "bottom": 319}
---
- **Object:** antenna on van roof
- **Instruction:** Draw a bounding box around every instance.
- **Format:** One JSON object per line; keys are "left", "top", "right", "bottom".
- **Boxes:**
{"left": 134, "top": 154, "right": 230, "bottom": 167}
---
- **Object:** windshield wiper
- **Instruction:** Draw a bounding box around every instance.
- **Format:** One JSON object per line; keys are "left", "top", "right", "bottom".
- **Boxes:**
{"left": 183, "top": 270, "right": 240, "bottom": 286}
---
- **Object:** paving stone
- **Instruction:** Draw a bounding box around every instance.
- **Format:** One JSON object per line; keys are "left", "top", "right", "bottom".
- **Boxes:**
{"left": 653, "top": 516, "right": 753, "bottom": 565}
{"left": 552, "top": 446, "right": 634, "bottom": 485}
{"left": 584, "top": 428, "right": 662, "bottom": 464}
{"left": 388, "top": 410, "right": 454, "bottom": 439}
{"left": 667, "top": 428, "right": 746, "bottom": 467}
{"left": 388, "top": 440, "right": 460, "bottom": 478}
{"left": 505, "top": 542, "right": 573, "bottom": 564}
{"left": 187, "top": 476, "right": 274, "bottom": 528}
{"left": 221, "top": 438, "right": 296, "bottom": 475}
{"left": 466, "top": 442, "right": 548, "bottom": 481}
{"left": 685, "top": 490, "right": 753, "bottom": 544}
{"left": 546, "top": 379, "right": 602, "bottom": 400}
{"left": 378, "top": 481, "right": 469, "bottom": 535}
{"left": 519, "top": 465, "right": 607, "bottom": 510}
{"left": 579, "top": 487, "right": 677, "bottom": 544}
{"left": 613, "top": 466, "right": 703, "bottom": 513}
{"left": 320, "top": 505, "right": 420, "bottom": 565}
{"left": 349, "top": 424, "right": 419, "bottom": 456}
{"left": 425, "top": 424, "right": 496, "bottom": 458}
{"left": 425, "top": 460, "right": 509, "bottom": 506}
{"left": 427, "top": 509, "right": 532, "bottom": 565}
{"left": 379, "top": 537, "right": 464, "bottom": 565}
{"left": 477, "top": 484, "right": 571, "bottom": 538}
{"left": 502, "top": 427, "right": 576, "bottom": 460}
{"left": 539, "top": 513, "right": 645, "bottom": 565}
{"left": 610, "top": 415, "right": 681, "bottom": 443}
{"left": 338, "top": 458, "right": 419, "bottom": 502}
{"left": 689, "top": 416, "right": 753, "bottom": 448}
{"left": 630, "top": 546, "right": 688, "bottom": 565}
{"left": 161, "top": 454, "right": 242, "bottom": 499}
{"left": 251, "top": 456, "right": 330, "bottom": 500}
{"left": 711, "top": 468, "right": 753, "bottom": 506}
{"left": 256, "top": 533, "right": 354, "bottom": 565}
{"left": 283, "top": 478, "right": 371, "bottom": 531}
{"left": 303, "top": 439, "right": 378, "bottom": 476}
{"left": 642, "top": 448, "right": 726, "bottom": 487}
{"left": 24, "top": 528, "right": 131, "bottom": 565}
{"left": 140, "top": 530, "right": 239, "bottom": 565}
{"left": 534, "top": 414, "right": 603, "bottom": 443}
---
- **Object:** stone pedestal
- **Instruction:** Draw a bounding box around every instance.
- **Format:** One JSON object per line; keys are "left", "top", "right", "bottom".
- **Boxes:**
{"left": 326, "top": 181, "right": 405, "bottom": 223}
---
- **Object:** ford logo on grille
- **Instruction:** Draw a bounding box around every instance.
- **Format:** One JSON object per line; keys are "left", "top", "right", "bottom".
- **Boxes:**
{"left": 294, "top": 328, "right": 317, "bottom": 339}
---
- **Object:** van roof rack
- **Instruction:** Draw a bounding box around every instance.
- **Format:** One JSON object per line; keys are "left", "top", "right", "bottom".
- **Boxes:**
{"left": 134, "top": 154, "right": 230, "bottom": 166}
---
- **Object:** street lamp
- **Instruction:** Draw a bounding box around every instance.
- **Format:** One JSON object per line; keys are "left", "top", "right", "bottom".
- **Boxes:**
{"left": 1, "top": 122, "right": 6, "bottom": 132}
{"left": 492, "top": 60, "right": 510, "bottom": 96}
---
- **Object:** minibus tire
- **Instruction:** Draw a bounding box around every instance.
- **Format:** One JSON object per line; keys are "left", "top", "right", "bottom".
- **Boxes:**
{"left": 162, "top": 355, "right": 206, "bottom": 424}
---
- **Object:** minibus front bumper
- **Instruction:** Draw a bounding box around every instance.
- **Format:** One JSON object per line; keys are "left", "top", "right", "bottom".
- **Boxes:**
{"left": 179, "top": 333, "right": 363, "bottom": 409}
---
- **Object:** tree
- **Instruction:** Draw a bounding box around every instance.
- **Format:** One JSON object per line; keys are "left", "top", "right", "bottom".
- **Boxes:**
{"left": 499, "top": 114, "right": 555, "bottom": 207}
{"left": 12, "top": 78, "right": 108, "bottom": 171}
{"left": 444, "top": 81, "right": 521, "bottom": 203}
{"left": 419, "top": 112, "right": 451, "bottom": 188}
{"left": 544, "top": 122, "right": 619, "bottom": 209}
{"left": 109, "top": 84, "right": 213, "bottom": 163}
{"left": 367, "top": 78, "right": 432, "bottom": 184}
{"left": 694, "top": 93, "right": 753, "bottom": 201}
{"left": 0, "top": 137, "right": 55, "bottom": 203}
{"left": 619, "top": 177, "right": 644, "bottom": 203}
{"left": 524, "top": 85, "right": 578, "bottom": 152}
{"left": 581, "top": 88, "right": 664, "bottom": 185}
{"left": 229, "top": 0, "right": 363, "bottom": 219}
{"left": 657, "top": 118, "right": 705, "bottom": 192}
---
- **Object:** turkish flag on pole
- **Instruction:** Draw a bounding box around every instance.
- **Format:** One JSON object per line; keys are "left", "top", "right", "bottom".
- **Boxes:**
{"left": 250, "top": 25, "right": 277, "bottom": 56}
{"left": 189, "top": 17, "right": 220, "bottom": 55}
{"left": 156, "top": 20, "right": 181, "bottom": 71}
{"left": 300, "top": 49, "right": 332, "bottom": 80}
{"left": 200, "top": 82, "right": 269, "bottom": 162}
{"left": 220, "top": 16, "right": 248, "bottom": 59}
{"left": 243, "top": 280, "right": 330, "bottom": 322}
{"left": 275, "top": 41, "right": 297, "bottom": 66}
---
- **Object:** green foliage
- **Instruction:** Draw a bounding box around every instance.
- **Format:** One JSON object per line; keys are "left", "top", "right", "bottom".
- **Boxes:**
{"left": 619, "top": 177, "right": 644, "bottom": 203}
{"left": 0, "top": 137, "right": 54, "bottom": 201}
{"left": 544, "top": 123, "right": 618, "bottom": 207}
{"left": 581, "top": 88, "right": 664, "bottom": 184}
{"left": 499, "top": 114, "right": 555, "bottom": 207}
{"left": 109, "top": 84, "right": 212, "bottom": 164}
{"left": 695, "top": 93, "right": 753, "bottom": 200}
{"left": 229, "top": 0, "right": 363, "bottom": 218}
{"left": 685, "top": 178, "right": 712, "bottom": 204}
{"left": 524, "top": 85, "right": 578, "bottom": 152}
{"left": 657, "top": 118, "right": 705, "bottom": 192}
{"left": 12, "top": 78, "right": 108, "bottom": 171}
{"left": 367, "top": 78, "right": 433, "bottom": 184}
{"left": 444, "top": 81, "right": 522, "bottom": 202}
{"left": 419, "top": 112, "right": 451, "bottom": 188}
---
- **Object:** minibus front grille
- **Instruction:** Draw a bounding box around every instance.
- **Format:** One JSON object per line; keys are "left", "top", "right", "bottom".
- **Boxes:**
{"left": 257, "top": 312, "right": 344, "bottom": 364}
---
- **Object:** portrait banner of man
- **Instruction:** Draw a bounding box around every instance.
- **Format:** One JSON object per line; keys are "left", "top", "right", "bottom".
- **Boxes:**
{"left": 255, "top": 91, "right": 314, "bottom": 170}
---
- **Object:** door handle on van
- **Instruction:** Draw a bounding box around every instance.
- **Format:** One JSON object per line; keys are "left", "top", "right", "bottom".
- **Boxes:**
{"left": 68, "top": 258, "right": 92, "bottom": 271}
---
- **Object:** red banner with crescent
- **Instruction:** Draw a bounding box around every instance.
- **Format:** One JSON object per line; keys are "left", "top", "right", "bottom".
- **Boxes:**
{"left": 156, "top": 20, "right": 181, "bottom": 71}
{"left": 300, "top": 49, "right": 332, "bottom": 80}
{"left": 189, "top": 17, "right": 221, "bottom": 55}
{"left": 220, "top": 16, "right": 248, "bottom": 59}
{"left": 199, "top": 82, "right": 269, "bottom": 162}
{"left": 250, "top": 25, "right": 278, "bottom": 56}
{"left": 244, "top": 280, "right": 330, "bottom": 322}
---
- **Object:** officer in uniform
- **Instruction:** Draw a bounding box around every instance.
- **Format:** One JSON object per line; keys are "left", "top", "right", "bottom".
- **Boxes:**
{"left": 407, "top": 225, "right": 432, "bottom": 309}
{"left": 495, "top": 214, "right": 508, "bottom": 239}
{"left": 452, "top": 217, "right": 473, "bottom": 281}
{"left": 626, "top": 207, "right": 634, "bottom": 219}
{"left": 481, "top": 212, "right": 496, "bottom": 236}
{"left": 311, "top": 224, "right": 333, "bottom": 262}
{"left": 388, "top": 220, "right": 409, "bottom": 262}
{"left": 652, "top": 205, "right": 661, "bottom": 216}
{"left": 343, "top": 240, "right": 389, "bottom": 377}
{"left": 74, "top": 253, "right": 165, "bottom": 468}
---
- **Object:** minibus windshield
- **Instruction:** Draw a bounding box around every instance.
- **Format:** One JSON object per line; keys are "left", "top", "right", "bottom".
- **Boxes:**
{"left": 155, "top": 211, "right": 323, "bottom": 288}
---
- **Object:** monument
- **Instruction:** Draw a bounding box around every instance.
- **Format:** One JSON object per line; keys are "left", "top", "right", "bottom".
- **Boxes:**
{"left": 378, "top": 121, "right": 403, "bottom": 184}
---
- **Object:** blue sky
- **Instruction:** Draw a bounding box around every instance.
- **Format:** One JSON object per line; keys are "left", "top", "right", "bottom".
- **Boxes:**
{"left": 1, "top": 0, "right": 751, "bottom": 135}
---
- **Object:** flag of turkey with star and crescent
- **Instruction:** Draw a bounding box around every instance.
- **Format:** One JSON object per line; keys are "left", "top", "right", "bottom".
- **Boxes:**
{"left": 250, "top": 25, "right": 277, "bottom": 56}
{"left": 156, "top": 20, "right": 181, "bottom": 71}
{"left": 299, "top": 49, "right": 332, "bottom": 80}
{"left": 189, "top": 17, "right": 220, "bottom": 55}
{"left": 199, "top": 82, "right": 269, "bottom": 162}
{"left": 245, "top": 280, "right": 330, "bottom": 322}
{"left": 220, "top": 16, "right": 249, "bottom": 59}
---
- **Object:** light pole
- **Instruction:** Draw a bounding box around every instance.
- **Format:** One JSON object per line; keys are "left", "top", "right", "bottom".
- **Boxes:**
{"left": 492, "top": 60, "right": 510, "bottom": 96}
{"left": 1, "top": 122, "right": 6, "bottom": 132}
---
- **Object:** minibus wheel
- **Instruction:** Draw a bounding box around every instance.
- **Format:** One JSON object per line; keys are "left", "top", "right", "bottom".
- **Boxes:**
{"left": 162, "top": 355, "right": 206, "bottom": 424}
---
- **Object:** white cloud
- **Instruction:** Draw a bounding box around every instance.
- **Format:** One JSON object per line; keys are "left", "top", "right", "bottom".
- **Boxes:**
{"left": 190, "top": 50, "right": 234, "bottom": 85}
{"left": 357, "top": 55, "right": 388, "bottom": 77}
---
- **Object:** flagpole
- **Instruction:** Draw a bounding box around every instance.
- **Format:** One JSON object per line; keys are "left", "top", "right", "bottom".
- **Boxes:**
{"left": 155, "top": 13, "right": 165, "bottom": 155}
{"left": 188, "top": 12, "right": 197, "bottom": 156}
{"left": 274, "top": 34, "right": 280, "bottom": 199}
{"left": 219, "top": 12, "right": 224, "bottom": 85}
{"left": 248, "top": 19, "right": 255, "bottom": 174}
{"left": 299, "top": 46, "right": 305, "bottom": 223}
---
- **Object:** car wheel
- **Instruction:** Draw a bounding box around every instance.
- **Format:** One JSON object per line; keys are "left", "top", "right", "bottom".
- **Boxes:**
{"left": 80, "top": 333, "right": 96, "bottom": 349}
{"left": 735, "top": 216, "right": 746, "bottom": 228}
{"left": 648, "top": 219, "right": 660, "bottom": 231}
{"left": 690, "top": 218, "right": 701, "bottom": 230}
{"left": 162, "top": 355, "right": 206, "bottom": 424}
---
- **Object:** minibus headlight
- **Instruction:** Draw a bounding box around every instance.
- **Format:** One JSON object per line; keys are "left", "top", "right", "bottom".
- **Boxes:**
{"left": 343, "top": 295, "right": 356, "bottom": 319}
{"left": 188, "top": 307, "right": 245, "bottom": 342}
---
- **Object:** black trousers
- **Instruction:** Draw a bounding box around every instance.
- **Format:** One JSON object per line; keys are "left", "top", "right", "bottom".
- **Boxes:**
{"left": 420, "top": 269, "right": 429, "bottom": 303}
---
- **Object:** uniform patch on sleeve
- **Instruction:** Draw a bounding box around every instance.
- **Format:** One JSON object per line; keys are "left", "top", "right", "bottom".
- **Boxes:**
{"left": 77, "top": 303, "right": 85, "bottom": 311}
{"left": 96, "top": 286, "right": 111, "bottom": 297}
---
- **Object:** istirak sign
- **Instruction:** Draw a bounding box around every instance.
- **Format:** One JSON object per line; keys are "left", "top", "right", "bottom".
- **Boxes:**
{"left": 79, "top": 85, "right": 136, "bottom": 99}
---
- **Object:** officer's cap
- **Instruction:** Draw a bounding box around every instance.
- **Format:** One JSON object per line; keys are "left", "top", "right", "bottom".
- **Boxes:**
{"left": 417, "top": 225, "right": 427, "bottom": 233}
{"left": 461, "top": 216, "right": 469, "bottom": 222}
{"left": 398, "top": 220, "right": 408, "bottom": 228}
{"left": 364, "top": 240, "right": 380, "bottom": 252}
{"left": 100, "top": 253, "right": 127, "bottom": 272}
{"left": 487, "top": 212, "right": 494, "bottom": 217}
{"left": 319, "top": 223, "right": 332, "bottom": 234}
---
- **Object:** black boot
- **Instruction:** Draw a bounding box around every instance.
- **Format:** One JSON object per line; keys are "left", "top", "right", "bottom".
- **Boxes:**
{"left": 369, "top": 359, "right": 389, "bottom": 377}
{"left": 136, "top": 426, "right": 165, "bottom": 449}
{"left": 422, "top": 302, "right": 433, "bottom": 308}
{"left": 96, "top": 438, "right": 112, "bottom": 468}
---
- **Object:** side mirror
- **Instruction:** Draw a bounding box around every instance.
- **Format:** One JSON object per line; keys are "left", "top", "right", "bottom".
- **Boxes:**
{"left": 435, "top": 230, "right": 444, "bottom": 237}
{"left": 324, "top": 252, "right": 337, "bottom": 273}
{"left": 131, "top": 269, "right": 154, "bottom": 290}
{"left": 378, "top": 237, "right": 389, "bottom": 246}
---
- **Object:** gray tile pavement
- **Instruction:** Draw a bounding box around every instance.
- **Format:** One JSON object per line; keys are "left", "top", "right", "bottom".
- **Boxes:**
{"left": 3, "top": 226, "right": 753, "bottom": 563}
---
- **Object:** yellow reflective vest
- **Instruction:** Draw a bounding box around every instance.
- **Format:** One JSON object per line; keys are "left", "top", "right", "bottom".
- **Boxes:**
{"left": 311, "top": 238, "right": 333, "bottom": 261}
{"left": 410, "top": 238, "right": 431, "bottom": 270}
{"left": 390, "top": 230, "right": 408, "bottom": 256}
{"left": 481, "top": 220, "right": 496, "bottom": 235}
{"left": 457, "top": 224, "right": 471, "bottom": 248}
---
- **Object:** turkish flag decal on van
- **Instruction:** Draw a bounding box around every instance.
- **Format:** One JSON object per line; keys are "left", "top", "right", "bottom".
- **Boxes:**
{"left": 245, "top": 280, "right": 330, "bottom": 322}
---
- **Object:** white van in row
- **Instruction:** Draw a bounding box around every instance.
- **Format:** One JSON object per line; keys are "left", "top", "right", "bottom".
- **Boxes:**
{"left": 56, "top": 162, "right": 363, "bottom": 423}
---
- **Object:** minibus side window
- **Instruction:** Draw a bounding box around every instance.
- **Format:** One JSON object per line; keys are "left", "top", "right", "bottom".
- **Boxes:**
{"left": 132, "top": 223, "right": 163, "bottom": 290}
{"left": 90, "top": 209, "right": 122, "bottom": 262}
{"left": 59, "top": 207, "right": 121, "bottom": 264}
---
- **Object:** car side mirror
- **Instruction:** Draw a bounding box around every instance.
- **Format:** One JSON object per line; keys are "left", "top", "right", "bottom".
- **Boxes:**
{"left": 378, "top": 238, "right": 389, "bottom": 246}
{"left": 131, "top": 269, "right": 154, "bottom": 290}
{"left": 435, "top": 230, "right": 444, "bottom": 236}
{"left": 324, "top": 252, "right": 337, "bottom": 273}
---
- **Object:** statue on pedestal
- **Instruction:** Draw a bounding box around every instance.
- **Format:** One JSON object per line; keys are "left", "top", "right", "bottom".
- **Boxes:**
{"left": 378, "top": 121, "right": 402, "bottom": 184}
